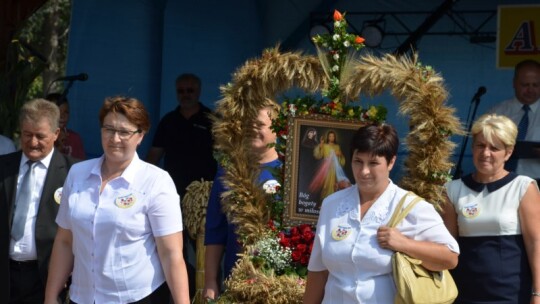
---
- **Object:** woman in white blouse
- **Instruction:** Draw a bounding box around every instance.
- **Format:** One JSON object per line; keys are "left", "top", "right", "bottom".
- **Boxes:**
{"left": 44, "top": 97, "right": 190, "bottom": 304}
{"left": 304, "top": 123, "right": 459, "bottom": 304}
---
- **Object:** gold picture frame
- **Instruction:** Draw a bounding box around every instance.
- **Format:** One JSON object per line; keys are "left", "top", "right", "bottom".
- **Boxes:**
{"left": 283, "top": 114, "right": 365, "bottom": 226}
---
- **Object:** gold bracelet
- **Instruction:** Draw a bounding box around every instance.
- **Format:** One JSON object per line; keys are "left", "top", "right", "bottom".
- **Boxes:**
{"left": 532, "top": 291, "right": 540, "bottom": 297}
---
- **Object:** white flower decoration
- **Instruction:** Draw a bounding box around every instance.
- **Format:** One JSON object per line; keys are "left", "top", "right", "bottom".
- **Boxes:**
{"left": 332, "top": 65, "right": 339, "bottom": 72}
{"left": 333, "top": 53, "right": 340, "bottom": 60}
{"left": 288, "top": 104, "right": 297, "bottom": 116}
{"left": 263, "top": 179, "right": 281, "bottom": 194}
{"left": 334, "top": 21, "right": 341, "bottom": 27}
{"left": 343, "top": 41, "right": 350, "bottom": 47}
{"left": 333, "top": 34, "right": 340, "bottom": 41}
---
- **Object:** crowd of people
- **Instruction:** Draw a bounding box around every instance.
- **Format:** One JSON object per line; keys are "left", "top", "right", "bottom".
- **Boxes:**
{"left": 0, "top": 58, "right": 538, "bottom": 303}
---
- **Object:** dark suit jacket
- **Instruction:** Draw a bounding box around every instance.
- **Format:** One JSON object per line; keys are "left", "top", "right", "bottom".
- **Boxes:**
{"left": 0, "top": 149, "right": 78, "bottom": 298}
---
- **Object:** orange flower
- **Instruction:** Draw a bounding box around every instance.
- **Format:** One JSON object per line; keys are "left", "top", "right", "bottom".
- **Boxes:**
{"left": 355, "top": 36, "right": 365, "bottom": 44}
{"left": 333, "top": 10, "right": 343, "bottom": 21}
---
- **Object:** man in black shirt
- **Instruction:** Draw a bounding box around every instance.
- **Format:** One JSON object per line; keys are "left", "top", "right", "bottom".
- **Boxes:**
{"left": 147, "top": 73, "right": 217, "bottom": 298}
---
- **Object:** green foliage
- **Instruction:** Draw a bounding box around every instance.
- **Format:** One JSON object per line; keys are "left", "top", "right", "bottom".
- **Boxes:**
{"left": 0, "top": 40, "right": 47, "bottom": 137}
{"left": 0, "top": 0, "right": 71, "bottom": 137}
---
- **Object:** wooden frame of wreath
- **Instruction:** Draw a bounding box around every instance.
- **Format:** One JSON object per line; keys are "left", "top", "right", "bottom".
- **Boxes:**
{"left": 211, "top": 47, "right": 462, "bottom": 304}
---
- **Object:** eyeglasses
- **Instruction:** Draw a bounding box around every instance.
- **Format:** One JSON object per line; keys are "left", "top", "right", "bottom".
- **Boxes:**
{"left": 101, "top": 126, "right": 141, "bottom": 140}
{"left": 176, "top": 88, "right": 195, "bottom": 94}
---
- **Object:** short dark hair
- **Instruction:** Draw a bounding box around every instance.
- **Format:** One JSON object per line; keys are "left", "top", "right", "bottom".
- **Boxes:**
{"left": 175, "top": 73, "right": 201, "bottom": 88}
{"left": 514, "top": 59, "right": 540, "bottom": 79}
{"left": 349, "top": 124, "right": 398, "bottom": 163}
{"left": 99, "top": 96, "right": 150, "bottom": 132}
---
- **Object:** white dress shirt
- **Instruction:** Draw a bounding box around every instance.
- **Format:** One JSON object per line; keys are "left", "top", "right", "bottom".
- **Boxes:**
{"left": 10, "top": 148, "right": 55, "bottom": 261}
{"left": 308, "top": 181, "right": 459, "bottom": 303}
{"left": 56, "top": 153, "right": 182, "bottom": 303}
{"left": 489, "top": 98, "right": 540, "bottom": 179}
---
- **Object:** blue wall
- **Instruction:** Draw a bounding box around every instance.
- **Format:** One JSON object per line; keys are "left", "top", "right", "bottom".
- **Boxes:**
{"left": 65, "top": 0, "right": 538, "bottom": 177}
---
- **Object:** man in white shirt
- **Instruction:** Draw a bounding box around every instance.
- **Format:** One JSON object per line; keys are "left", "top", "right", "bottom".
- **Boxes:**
{"left": 0, "top": 99, "right": 78, "bottom": 303}
{"left": 488, "top": 59, "right": 540, "bottom": 182}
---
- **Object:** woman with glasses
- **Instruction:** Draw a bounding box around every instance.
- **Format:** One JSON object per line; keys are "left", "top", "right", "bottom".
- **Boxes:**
{"left": 44, "top": 96, "right": 190, "bottom": 304}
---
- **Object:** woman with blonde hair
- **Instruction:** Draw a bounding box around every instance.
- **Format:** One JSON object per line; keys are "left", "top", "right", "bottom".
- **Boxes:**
{"left": 442, "top": 113, "right": 540, "bottom": 303}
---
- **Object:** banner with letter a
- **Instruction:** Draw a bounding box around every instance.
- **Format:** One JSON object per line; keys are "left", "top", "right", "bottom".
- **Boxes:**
{"left": 497, "top": 4, "right": 540, "bottom": 69}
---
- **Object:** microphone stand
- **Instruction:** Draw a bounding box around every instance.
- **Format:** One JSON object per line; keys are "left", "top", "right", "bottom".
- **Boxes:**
{"left": 453, "top": 91, "right": 483, "bottom": 180}
{"left": 59, "top": 79, "right": 75, "bottom": 101}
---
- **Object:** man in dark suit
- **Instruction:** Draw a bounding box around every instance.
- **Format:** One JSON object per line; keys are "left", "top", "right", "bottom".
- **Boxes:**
{"left": 0, "top": 99, "right": 78, "bottom": 303}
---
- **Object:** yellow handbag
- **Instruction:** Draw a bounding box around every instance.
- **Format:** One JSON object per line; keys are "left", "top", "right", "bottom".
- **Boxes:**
{"left": 387, "top": 192, "right": 458, "bottom": 304}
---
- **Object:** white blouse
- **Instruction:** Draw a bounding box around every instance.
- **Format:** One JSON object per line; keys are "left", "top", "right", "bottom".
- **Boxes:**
{"left": 308, "top": 181, "right": 459, "bottom": 303}
{"left": 56, "top": 153, "right": 182, "bottom": 303}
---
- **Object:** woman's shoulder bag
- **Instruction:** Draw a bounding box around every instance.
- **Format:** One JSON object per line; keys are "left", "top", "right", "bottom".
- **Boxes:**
{"left": 387, "top": 191, "right": 458, "bottom": 304}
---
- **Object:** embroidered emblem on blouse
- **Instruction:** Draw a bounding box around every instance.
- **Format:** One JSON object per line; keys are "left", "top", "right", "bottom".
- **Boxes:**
{"left": 114, "top": 194, "right": 136, "bottom": 209}
{"left": 461, "top": 202, "right": 480, "bottom": 218}
{"left": 336, "top": 201, "right": 353, "bottom": 217}
{"left": 362, "top": 202, "right": 390, "bottom": 224}
{"left": 331, "top": 224, "right": 352, "bottom": 241}
{"left": 54, "top": 187, "right": 63, "bottom": 204}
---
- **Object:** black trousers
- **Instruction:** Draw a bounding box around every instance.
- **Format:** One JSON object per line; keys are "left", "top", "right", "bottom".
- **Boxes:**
{"left": 9, "top": 260, "right": 44, "bottom": 304}
{"left": 69, "top": 282, "right": 170, "bottom": 304}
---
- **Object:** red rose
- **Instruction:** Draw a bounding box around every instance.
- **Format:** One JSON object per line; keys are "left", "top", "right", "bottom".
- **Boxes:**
{"left": 291, "top": 250, "right": 302, "bottom": 262}
{"left": 296, "top": 243, "right": 307, "bottom": 253}
{"left": 299, "top": 224, "right": 313, "bottom": 235}
{"left": 302, "top": 230, "right": 315, "bottom": 243}
{"left": 279, "top": 232, "right": 291, "bottom": 247}
{"left": 355, "top": 36, "right": 365, "bottom": 44}
{"left": 267, "top": 219, "right": 275, "bottom": 230}
{"left": 300, "top": 255, "right": 310, "bottom": 266}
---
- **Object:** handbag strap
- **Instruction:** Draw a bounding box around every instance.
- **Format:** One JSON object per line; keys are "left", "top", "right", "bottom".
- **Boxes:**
{"left": 387, "top": 191, "right": 423, "bottom": 228}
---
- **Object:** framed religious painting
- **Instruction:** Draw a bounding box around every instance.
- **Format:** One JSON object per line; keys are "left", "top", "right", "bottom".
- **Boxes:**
{"left": 283, "top": 114, "right": 365, "bottom": 226}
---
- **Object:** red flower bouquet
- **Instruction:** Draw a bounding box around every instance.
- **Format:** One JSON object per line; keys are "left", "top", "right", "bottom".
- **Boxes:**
{"left": 278, "top": 224, "right": 315, "bottom": 277}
